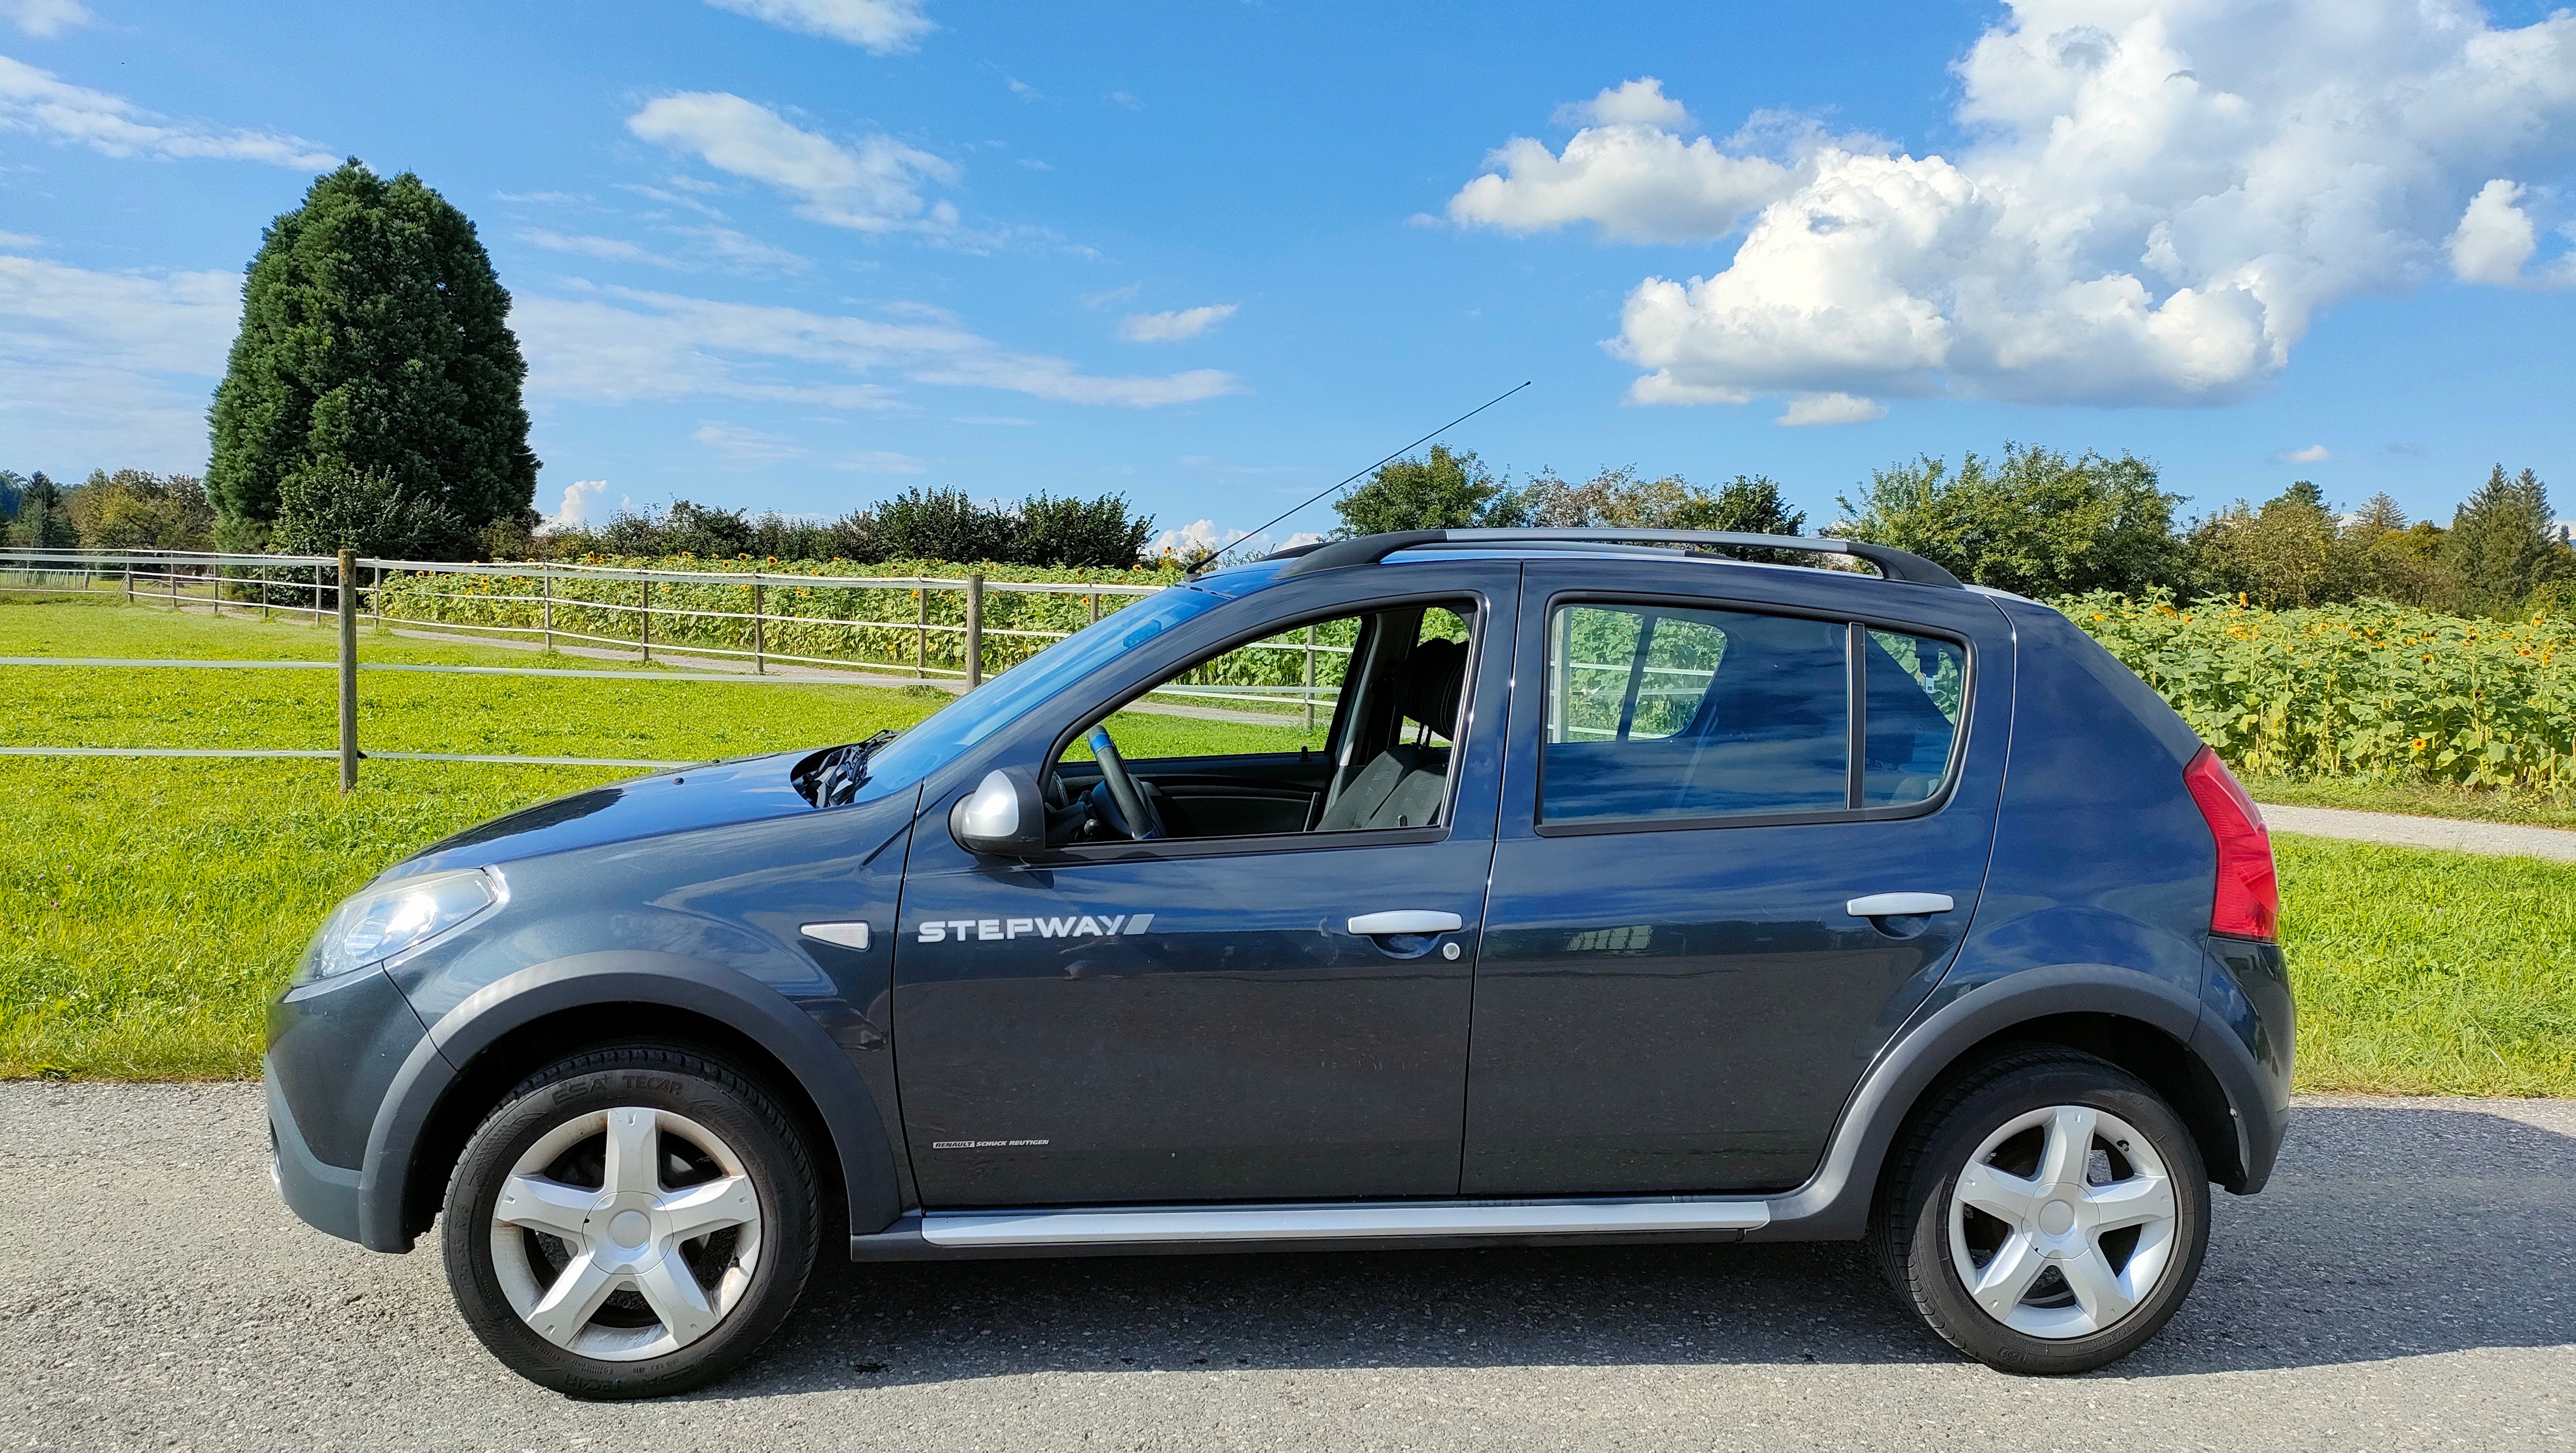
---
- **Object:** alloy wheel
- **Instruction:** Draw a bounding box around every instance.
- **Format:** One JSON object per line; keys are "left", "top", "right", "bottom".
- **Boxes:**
{"left": 1945, "top": 1103, "right": 2179, "bottom": 1339}
{"left": 486, "top": 1106, "right": 764, "bottom": 1361}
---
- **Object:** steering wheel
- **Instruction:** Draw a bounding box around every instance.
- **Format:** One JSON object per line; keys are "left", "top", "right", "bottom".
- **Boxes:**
{"left": 1085, "top": 725, "right": 1165, "bottom": 841}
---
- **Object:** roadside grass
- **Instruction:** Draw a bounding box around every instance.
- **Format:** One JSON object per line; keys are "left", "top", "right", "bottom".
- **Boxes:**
{"left": 2275, "top": 833, "right": 2576, "bottom": 1096}
{"left": 4, "top": 598, "right": 2572, "bottom": 1097}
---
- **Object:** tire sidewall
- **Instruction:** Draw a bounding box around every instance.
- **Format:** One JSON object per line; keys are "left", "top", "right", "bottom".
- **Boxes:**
{"left": 440, "top": 1049, "right": 817, "bottom": 1398}
{"left": 1904, "top": 1061, "right": 2211, "bottom": 1374}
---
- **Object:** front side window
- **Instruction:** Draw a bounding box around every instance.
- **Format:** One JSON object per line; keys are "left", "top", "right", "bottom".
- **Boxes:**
{"left": 1046, "top": 599, "right": 1477, "bottom": 844}
{"left": 1540, "top": 602, "right": 1964, "bottom": 825}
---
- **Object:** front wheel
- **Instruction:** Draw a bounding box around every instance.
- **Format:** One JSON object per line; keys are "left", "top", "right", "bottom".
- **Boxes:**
{"left": 440, "top": 1044, "right": 820, "bottom": 1398}
{"left": 1870, "top": 1051, "right": 2211, "bottom": 1374}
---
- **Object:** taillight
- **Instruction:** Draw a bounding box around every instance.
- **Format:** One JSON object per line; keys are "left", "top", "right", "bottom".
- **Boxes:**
{"left": 2183, "top": 747, "right": 2278, "bottom": 941}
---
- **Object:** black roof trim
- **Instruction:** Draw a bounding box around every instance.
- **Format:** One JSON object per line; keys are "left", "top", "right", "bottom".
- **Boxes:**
{"left": 1263, "top": 528, "right": 1962, "bottom": 588}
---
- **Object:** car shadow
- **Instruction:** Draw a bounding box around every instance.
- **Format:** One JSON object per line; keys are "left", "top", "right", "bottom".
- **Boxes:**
{"left": 720, "top": 1104, "right": 2575, "bottom": 1394}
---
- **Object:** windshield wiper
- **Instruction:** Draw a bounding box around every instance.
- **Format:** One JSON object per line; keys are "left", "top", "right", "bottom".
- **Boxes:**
{"left": 796, "top": 729, "right": 899, "bottom": 808}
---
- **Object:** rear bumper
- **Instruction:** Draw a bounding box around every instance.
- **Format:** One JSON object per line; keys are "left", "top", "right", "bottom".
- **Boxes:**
{"left": 2201, "top": 937, "right": 2296, "bottom": 1193}
{"left": 266, "top": 1066, "right": 362, "bottom": 1244}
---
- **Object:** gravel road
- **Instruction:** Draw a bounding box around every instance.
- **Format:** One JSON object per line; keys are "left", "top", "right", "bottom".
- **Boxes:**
{"left": 2, "top": 1083, "right": 2569, "bottom": 1451}
{"left": 2261, "top": 802, "right": 2576, "bottom": 862}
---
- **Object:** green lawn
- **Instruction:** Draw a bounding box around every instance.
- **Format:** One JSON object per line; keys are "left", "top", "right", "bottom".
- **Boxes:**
{"left": 3, "top": 598, "right": 2572, "bottom": 1097}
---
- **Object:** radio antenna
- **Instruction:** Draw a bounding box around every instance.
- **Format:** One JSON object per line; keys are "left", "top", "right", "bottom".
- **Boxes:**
{"left": 1227, "top": 380, "right": 1533, "bottom": 554}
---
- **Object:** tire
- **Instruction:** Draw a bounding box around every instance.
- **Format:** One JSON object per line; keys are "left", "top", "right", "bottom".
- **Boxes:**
{"left": 1868, "top": 1050, "right": 2210, "bottom": 1375}
{"left": 440, "top": 1043, "right": 820, "bottom": 1398}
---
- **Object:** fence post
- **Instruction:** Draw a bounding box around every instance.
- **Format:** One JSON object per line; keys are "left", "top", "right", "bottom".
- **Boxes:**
{"left": 752, "top": 577, "right": 767, "bottom": 675}
{"left": 210, "top": 563, "right": 221, "bottom": 618}
{"left": 124, "top": 564, "right": 133, "bottom": 604}
{"left": 171, "top": 563, "right": 180, "bottom": 611}
{"left": 1304, "top": 622, "right": 1318, "bottom": 734}
{"left": 541, "top": 566, "right": 554, "bottom": 652}
{"left": 338, "top": 549, "right": 359, "bottom": 794}
{"left": 915, "top": 589, "right": 927, "bottom": 679}
{"left": 639, "top": 573, "right": 652, "bottom": 664}
{"left": 1089, "top": 592, "right": 1100, "bottom": 626}
{"left": 965, "top": 573, "right": 985, "bottom": 689}
{"left": 311, "top": 564, "right": 322, "bottom": 625}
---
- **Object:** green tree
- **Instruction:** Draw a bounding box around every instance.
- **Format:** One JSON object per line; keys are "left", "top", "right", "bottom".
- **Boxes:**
{"left": 1332, "top": 446, "right": 1506, "bottom": 536}
{"left": 2, "top": 470, "right": 76, "bottom": 548}
{"left": 2190, "top": 482, "right": 2363, "bottom": 608}
{"left": 208, "top": 160, "right": 538, "bottom": 552}
{"left": 269, "top": 467, "right": 469, "bottom": 559}
{"left": 1014, "top": 491, "right": 1155, "bottom": 567}
{"left": 62, "top": 470, "right": 215, "bottom": 551}
{"left": 1837, "top": 445, "right": 2190, "bottom": 598}
{"left": 2444, "top": 465, "right": 2564, "bottom": 616}
{"left": 0, "top": 470, "right": 23, "bottom": 521}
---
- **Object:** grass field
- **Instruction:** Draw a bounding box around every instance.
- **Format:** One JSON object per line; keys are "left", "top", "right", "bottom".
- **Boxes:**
{"left": 3, "top": 597, "right": 2572, "bottom": 1096}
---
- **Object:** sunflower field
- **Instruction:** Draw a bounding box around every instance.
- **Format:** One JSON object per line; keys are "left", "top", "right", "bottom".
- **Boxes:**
{"left": 2069, "top": 591, "right": 2576, "bottom": 794}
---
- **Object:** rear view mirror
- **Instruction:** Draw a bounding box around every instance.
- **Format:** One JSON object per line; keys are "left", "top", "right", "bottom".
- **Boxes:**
{"left": 949, "top": 767, "right": 1047, "bottom": 856}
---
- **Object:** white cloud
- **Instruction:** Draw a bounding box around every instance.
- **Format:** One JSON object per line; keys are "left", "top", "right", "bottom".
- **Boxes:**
{"left": 694, "top": 421, "right": 808, "bottom": 462}
{"left": 835, "top": 449, "right": 926, "bottom": 474}
{"left": 1450, "top": 2, "right": 2576, "bottom": 413}
{"left": 2, "top": 0, "right": 90, "bottom": 37}
{"left": 1447, "top": 114, "right": 1793, "bottom": 245}
{"left": 1148, "top": 520, "right": 1319, "bottom": 562}
{"left": 0, "top": 252, "right": 238, "bottom": 468}
{"left": 676, "top": 225, "right": 809, "bottom": 272}
{"left": 1107, "top": 91, "right": 1141, "bottom": 110}
{"left": 547, "top": 479, "right": 622, "bottom": 528}
{"left": 1777, "top": 392, "right": 1886, "bottom": 426}
{"left": 2278, "top": 443, "right": 2331, "bottom": 463}
{"left": 627, "top": 91, "right": 959, "bottom": 236}
{"left": 1081, "top": 283, "right": 1140, "bottom": 308}
{"left": 0, "top": 54, "right": 334, "bottom": 168}
{"left": 701, "top": 0, "right": 931, "bottom": 53}
{"left": 512, "top": 283, "right": 1243, "bottom": 411}
{"left": 519, "top": 230, "right": 679, "bottom": 267}
{"left": 2448, "top": 179, "right": 2576, "bottom": 288}
{"left": 1553, "top": 77, "right": 1693, "bottom": 131}
{"left": 0, "top": 227, "right": 36, "bottom": 247}
{"left": 1118, "top": 303, "right": 1236, "bottom": 342}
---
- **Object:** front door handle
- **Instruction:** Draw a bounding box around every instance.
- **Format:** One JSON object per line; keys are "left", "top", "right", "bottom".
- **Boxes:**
{"left": 1348, "top": 910, "right": 1464, "bottom": 936}
{"left": 1846, "top": 893, "right": 1954, "bottom": 918}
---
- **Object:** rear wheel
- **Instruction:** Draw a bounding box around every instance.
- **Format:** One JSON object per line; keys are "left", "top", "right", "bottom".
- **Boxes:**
{"left": 440, "top": 1044, "right": 819, "bottom": 1398}
{"left": 1870, "top": 1051, "right": 2209, "bottom": 1374}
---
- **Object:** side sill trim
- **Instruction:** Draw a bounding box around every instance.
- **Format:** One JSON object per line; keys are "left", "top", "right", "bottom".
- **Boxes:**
{"left": 921, "top": 1196, "right": 1773, "bottom": 1248}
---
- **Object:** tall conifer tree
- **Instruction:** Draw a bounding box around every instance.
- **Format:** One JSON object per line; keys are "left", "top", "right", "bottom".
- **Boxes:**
{"left": 208, "top": 160, "right": 537, "bottom": 551}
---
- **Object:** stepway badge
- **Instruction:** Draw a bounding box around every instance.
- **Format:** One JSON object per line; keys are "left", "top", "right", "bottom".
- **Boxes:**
{"left": 915, "top": 913, "right": 1155, "bottom": 943}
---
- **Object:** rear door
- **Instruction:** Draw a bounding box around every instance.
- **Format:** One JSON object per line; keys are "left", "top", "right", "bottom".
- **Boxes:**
{"left": 1463, "top": 559, "right": 2012, "bottom": 1196}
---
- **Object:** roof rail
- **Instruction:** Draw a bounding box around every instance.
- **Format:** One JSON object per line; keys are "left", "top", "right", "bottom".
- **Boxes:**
{"left": 1263, "top": 528, "right": 1962, "bottom": 588}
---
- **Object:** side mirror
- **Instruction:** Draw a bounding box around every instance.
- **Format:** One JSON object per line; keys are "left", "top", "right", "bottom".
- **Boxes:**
{"left": 949, "top": 767, "right": 1047, "bottom": 857}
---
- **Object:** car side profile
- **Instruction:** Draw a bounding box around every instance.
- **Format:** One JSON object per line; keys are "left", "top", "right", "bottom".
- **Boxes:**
{"left": 265, "top": 528, "right": 2291, "bottom": 1397}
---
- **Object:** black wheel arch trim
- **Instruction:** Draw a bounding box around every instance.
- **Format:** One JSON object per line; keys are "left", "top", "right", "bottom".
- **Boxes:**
{"left": 354, "top": 951, "right": 903, "bottom": 1254}
{"left": 1750, "top": 963, "right": 2278, "bottom": 1241}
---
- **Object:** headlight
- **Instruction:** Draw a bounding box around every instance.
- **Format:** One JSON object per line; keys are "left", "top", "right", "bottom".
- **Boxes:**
{"left": 300, "top": 867, "right": 503, "bottom": 981}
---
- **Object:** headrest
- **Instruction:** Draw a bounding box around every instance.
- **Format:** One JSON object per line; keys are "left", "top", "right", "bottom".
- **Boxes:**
{"left": 1401, "top": 637, "right": 1468, "bottom": 734}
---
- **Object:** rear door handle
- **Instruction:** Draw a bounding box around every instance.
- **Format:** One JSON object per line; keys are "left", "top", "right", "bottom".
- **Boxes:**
{"left": 1846, "top": 893, "right": 1954, "bottom": 918}
{"left": 1348, "top": 910, "right": 1464, "bottom": 935}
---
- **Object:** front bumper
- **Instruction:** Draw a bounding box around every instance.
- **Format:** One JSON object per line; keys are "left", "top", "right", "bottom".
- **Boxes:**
{"left": 264, "top": 964, "right": 437, "bottom": 1248}
{"left": 267, "top": 1067, "right": 362, "bottom": 1243}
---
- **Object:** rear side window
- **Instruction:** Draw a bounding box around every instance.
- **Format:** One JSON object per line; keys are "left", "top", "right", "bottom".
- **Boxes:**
{"left": 1543, "top": 603, "right": 1848, "bottom": 822}
{"left": 1865, "top": 631, "right": 1964, "bottom": 806}
{"left": 1540, "top": 602, "right": 1964, "bottom": 825}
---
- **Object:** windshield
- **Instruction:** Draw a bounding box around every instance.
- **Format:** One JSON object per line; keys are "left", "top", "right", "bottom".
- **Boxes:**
{"left": 850, "top": 585, "right": 1223, "bottom": 802}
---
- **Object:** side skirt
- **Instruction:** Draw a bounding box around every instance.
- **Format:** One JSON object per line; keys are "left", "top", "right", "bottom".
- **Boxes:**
{"left": 850, "top": 1196, "right": 1772, "bottom": 1262}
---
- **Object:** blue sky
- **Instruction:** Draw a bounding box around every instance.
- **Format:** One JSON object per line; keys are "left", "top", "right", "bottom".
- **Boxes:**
{"left": 5, "top": 0, "right": 2575, "bottom": 552}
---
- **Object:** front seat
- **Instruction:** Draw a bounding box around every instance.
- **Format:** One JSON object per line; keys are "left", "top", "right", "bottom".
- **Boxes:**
{"left": 1316, "top": 637, "right": 1466, "bottom": 831}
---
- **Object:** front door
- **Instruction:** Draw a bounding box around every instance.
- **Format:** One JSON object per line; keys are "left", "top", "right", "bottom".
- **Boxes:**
{"left": 1463, "top": 563, "right": 2011, "bottom": 1196}
{"left": 894, "top": 563, "right": 1518, "bottom": 1207}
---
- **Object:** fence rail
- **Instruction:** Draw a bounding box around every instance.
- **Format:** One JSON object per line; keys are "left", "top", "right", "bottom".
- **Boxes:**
{"left": 1, "top": 548, "right": 1348, "bottom": 786}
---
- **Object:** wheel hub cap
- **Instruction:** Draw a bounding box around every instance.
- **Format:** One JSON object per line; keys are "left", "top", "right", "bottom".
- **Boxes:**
{"left": 487, "top": 1106, "right": 764, "bottom": 1362}
{"left": 1946, "top": 1103, "right": 2180, "bottom": 1340}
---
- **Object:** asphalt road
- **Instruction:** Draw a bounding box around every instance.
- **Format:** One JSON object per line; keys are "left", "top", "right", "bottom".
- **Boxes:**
{"left": 2, "top": 1085, "right": 2569, "bottom": 1451}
